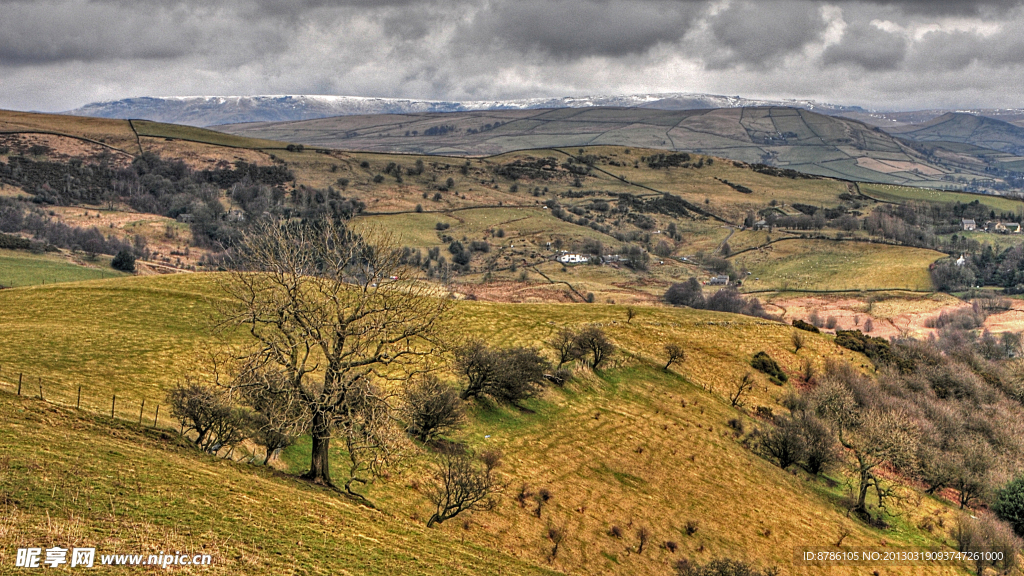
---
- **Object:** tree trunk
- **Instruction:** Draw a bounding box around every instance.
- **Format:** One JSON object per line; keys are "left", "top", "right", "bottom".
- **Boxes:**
{"left": 304, "top": 414, "right": 332, "bottom": 486}
{"left": 856, "top": 466, "right": 871, "bottom": 514}
{"left": 427, "top": 514, "right": 442, "bottom": 528}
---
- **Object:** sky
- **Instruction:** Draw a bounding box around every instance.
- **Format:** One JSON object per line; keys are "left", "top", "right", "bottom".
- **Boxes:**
{"left": 2, "top": 0, "right": 1024, "bottom": 112}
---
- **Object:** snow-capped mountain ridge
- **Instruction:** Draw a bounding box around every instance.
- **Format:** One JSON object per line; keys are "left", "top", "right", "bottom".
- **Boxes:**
{"left": 64, "top": 93, "right": 866, "bottom": 128}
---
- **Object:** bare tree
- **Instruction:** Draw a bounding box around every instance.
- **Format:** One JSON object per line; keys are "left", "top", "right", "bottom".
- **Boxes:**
{"left": 574, "top": 325, "right": 615, "bottom": 369}
{"left": 636, "top": 526, "right": 652, "bottom": 554}
{"left": 792, "top": 331, "right": 805, "bottom": 353}
{"left": 625, "top": 306, "right": 637, "bottom": 324}
{"left": 236, "top": 367, "right": 311, "bottom": 464}
{"left": 168, "top": 360, "right": 251, "bottom": 455}
{"left": 220, "top": 217, "right": 451, "bottom": 499}
{"left": 168, "top": 379, "right": 224, "bottom": 451}
{"left": 548, "top": 526, "right": 566, "bottom": 561}
{"left": 664, "top": 343, "right": 685, "bottom": 370}
{"left": 950, "top": 436, "right": 994, "bottom": 510}
{"left": 549, "top": 328, "right": 582, "bottom": 368}
{"left": 425, "top": 450, "right": 497, "bottom": 527}
{"left": 757, "top": 416, "right": 805, "bottom": 469}
{"left": 812, "top": 366, "right": 919, "bottom": 517}
{"left": 401, "top": 375, "right": 464, "bottom": 443}
{"left": 731, "top": 373, "right": 755, "bottom": 407}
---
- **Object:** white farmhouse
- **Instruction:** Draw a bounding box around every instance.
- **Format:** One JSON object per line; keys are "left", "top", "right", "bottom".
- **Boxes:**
{"left": 557, "top": 253, "right": 589, "bottom": 264}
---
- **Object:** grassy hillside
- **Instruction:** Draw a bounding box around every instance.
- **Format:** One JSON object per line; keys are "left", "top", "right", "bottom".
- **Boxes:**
{"left": 3, "top": 108, "right": 1023, "bottom": 304}
{"left": 0, "top": 274, "right": 973, "bottom": 575}
{"left": 0, "top": 397, "right": 559, "bottom": 576}
{"left": 216, "top": 106, "right": 1013, "bottom": 190}
{"left": 888, "top": 113, "right": 1024, "bottom": 156}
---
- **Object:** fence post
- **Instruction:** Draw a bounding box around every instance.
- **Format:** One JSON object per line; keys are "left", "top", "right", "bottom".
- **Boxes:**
{"left": 138, "top": 400, "right": 145, "bottom": 426}
{"left": 39, "top": 383, "right": 44, "bottom": 402}
{"left": 111, "top": 395, "right": 116, "bottom": 418}
{"left": 17, "top": 373, "right": 22, "bottom": 396}
{"left": 153, "top": 405, "right": 159, "bottom": 428}
{"left": 76, "top": 386, "right": 81, "bottom": 409}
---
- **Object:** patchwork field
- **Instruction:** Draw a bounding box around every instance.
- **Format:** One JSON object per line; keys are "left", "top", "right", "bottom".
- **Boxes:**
{"left": 732, "top": 239, "right": 943, "bottom": 292}
{"left": 216, "top": 106, "right": 1001, "bottom": 189}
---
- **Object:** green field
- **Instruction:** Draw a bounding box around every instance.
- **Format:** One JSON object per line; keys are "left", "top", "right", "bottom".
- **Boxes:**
{"left": 0, "top": 250, "right": 125, "bottom": 288}
{"left": 0, "top": 273, "right": 967, "bottom": 576}
{"left": 860, "top": 183, "right": 1024, "bottom": 215}
{"left": 733, "top": 239, "right": 943, "bottom": 292}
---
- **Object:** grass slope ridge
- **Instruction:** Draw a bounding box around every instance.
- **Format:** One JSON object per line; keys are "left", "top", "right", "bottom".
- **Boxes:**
{"left": 0, "top": 396, "right": 558, "bottom": 576}
{"left": 216, "top": 106, "right": 979, "bottom": 187}
{"left": 0, "top": 274, "right": 967, "bottom": 575}
{"left": 888, "top": 112, "right": 1024, "bottom": 156}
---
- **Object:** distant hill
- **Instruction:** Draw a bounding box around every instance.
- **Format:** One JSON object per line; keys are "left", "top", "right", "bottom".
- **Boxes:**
{"left": 217, "top": 106, "right": 973, "bottom": 187}
{"left": 62, "top": 93, "right": 864, "bottom": 128}
{"left": 843, "top": 109, "right": 1024, "bottom": 130}
{"left": 884, "top": 112, "right": 1024, "bottom": 156}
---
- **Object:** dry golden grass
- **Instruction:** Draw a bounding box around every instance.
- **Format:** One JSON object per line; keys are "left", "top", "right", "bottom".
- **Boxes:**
{"left": 0, "top": 273, "right": 972, "bottom": 576}
{"left": 734, "top": 240, "right": 942, "bottom": 292}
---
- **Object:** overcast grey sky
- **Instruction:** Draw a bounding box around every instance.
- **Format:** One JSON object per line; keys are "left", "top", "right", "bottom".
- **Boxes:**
{"left": 2, "top": 0, "right": 1023, "bottom": 112}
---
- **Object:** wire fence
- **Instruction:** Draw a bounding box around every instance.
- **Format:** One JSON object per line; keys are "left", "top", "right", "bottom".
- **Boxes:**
{"left": 0, "top": 364, "right": 177, "bottom": 432}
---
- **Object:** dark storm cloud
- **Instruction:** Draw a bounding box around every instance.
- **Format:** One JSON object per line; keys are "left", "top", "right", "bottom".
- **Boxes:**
{"left": 704, "top": 1, "right": 829, "bottom": 68}
{"left": 2, "top": 0, "right": 1024, "bottom": 112}
{"left": 822, "top": 22, "right": 908, "bottom": 71}
{"left": 905, "top": 23, "right": 1024, "bottom": 72}
{"left": 465, "top": 0, "right": 705, "bottom": 59}
{"left": 0, "top": 1, "right": 292, "bottom": 66}
{"left": 855, "top": 0, "right": 1020, "bottom": 15}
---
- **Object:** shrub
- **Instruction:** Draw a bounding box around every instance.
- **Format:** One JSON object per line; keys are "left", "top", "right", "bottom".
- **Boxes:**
{"left": 685, "top": 520, "right": 700, "bottom": 535}
{"left": 456, "top": 341, "right": 550, "bottom": 405}
{"left": 758, "top": 417, "right": 805, "bottom": 469}
{"left": 994, "top": 475, "right": 1024, "bottom": 537}
{"left": 751, "top": 351, "right": 787, "bottom": 384}
{"left": 167, "top": 381, "right": 250, "bottom": 454}
{"left": 401, "top": 375, "right": 465, "bottom": 442}
{"left": 111, "top": 249, "right": 136, "bottom": 272}
{"left": 665, "top": 278, "right": 706, "bottom": 308}
{"left": 792, "top": 319, "right": 820, "bottom": 333}
{"left": 834, "top": 330, "right": 913, "bottom": 373}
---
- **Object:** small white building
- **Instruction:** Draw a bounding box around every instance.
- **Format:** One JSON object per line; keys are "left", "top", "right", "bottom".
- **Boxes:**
{"left": 708, "top": 275, "right": 730, "bottom": 286}
{"left": 955, "top": 254, "right": 967, "bottom": 267}
{"left": 962, "top": 218, "right": 976, "bottom": 231}
{"left": 558, "top": 253, "right": 589, "bottom": 264}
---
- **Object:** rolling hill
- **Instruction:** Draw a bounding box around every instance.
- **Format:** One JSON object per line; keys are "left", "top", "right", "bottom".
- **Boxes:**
{"left": 0, "top": 273, "right": 966, "bottom": 576}
{"left": 216, "top": 106, "right": 1004, "bottom": 189}
{"left": 886, "top": 112, "right": 1024, "bottom": 156}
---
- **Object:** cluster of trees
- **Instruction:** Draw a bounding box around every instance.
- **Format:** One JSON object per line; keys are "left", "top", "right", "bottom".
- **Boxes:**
{"left": 0, "top": 199, "right": 146, "bottom": 259}
{"left": 0, "top": 150, "right": 373, "bottom": 252}
{"left": 937, "top": 243, "right": 1024, "bottom": 293}
{"left": 755, "top": 320, "right": 1024, "bottom": 540}
{"left": 664, "top": 278, "right": 775, "bottom": 320}
{"left": 168, "top": 217, "right": 621, "bottom": 531}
